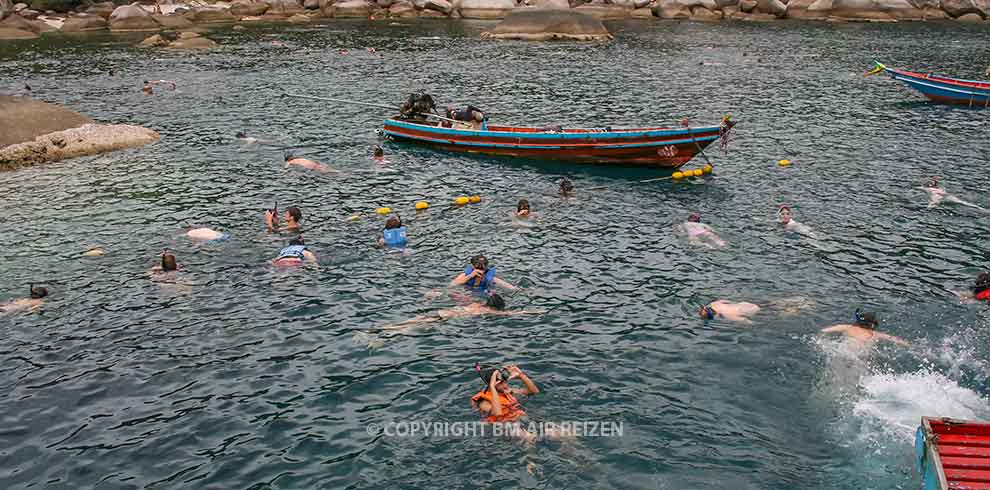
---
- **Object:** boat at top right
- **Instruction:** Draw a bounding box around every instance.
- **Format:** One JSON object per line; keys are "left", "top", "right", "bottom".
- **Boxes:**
{"left": 867, "top": 61, "right": 990, "bottom": 107}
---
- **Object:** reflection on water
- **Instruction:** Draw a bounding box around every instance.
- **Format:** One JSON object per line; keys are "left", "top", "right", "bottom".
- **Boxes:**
{"left": 2, "top": 19, "right": 990, "bottom": 490}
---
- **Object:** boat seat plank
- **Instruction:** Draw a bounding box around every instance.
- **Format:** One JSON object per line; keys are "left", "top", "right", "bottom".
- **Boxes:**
{"left": 939, "top": 446, "right": 990, "bottom": 458}
{"left": 949, "top": 482, "right": 990, "bottom": 490}
{"left": 945, "top": 469, "right": 990, "bottom": 483}
{"left": 939, "top": 436, "right": 990, "bottom": 448}
{"left": 943, "top": 457, "right": 990, "bottom": 470}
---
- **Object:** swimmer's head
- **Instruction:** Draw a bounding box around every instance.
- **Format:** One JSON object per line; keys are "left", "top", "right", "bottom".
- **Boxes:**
{"left": 476, "top": 362, "right": 510, "bottom": 390}
{"left": 290, "top": 236, "right": 305, "bottom": 247}
{"left": 778, "top": 205, "right": 792, "bottom": 224}
{"left": 385, "top": 215, "right": 401, "bottom": 230}
{"left": 284, "top": 152, "right": 297, "bottom": 162}
{"left": 235, "top": 131, "right": 246, "bottom": 139}
{"left": 485, "top": 293, "right": 506, "bottom": 310}
{"left": 975, "top": 272, "right": 990, "bottom": 293}
{"left": 470, "top": 255, "right": 489, "bottom": 272}
{"left": 285, "top": 206, "right": 302, "bottom": 224}
{"left": 688, "top": 212, "right": 702, "bottom": 223}
{"left": 161, "top": 250, "right": 177, "bottom": 272}
{"left": 924, "top": 176, "right": 940, "bottom": 188}
{"left": 30, "top": 285, "right": 48, "bottom": 299}
{"left": 373, "top": 145, "right": 384, "bottom": 158}
{"left": 516, "top": 199, "right": 530, "bottom": 215}
{"left": 698, "top": 305, "right": 715, "bottom": 320}
{"left": 559, "top": 178, "right": 574, "bottom": 194}
{"left": 853, "top": 309, "right": 878, "bottom": 329}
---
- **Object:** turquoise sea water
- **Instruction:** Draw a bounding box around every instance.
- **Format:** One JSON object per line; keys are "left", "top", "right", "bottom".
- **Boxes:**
{"left": 1, "top": 18, "right": 989, "bottom": 489}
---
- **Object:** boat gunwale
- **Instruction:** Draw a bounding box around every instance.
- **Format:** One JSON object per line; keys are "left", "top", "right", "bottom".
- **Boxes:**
{"left": 384, "top": 117, "right": 723, "bottom": 141}
{"left": 887, "top": 68, "right": 990, "bottom": 94}
{"left": 382, "top": 130, "right": 720, "bottom": 150}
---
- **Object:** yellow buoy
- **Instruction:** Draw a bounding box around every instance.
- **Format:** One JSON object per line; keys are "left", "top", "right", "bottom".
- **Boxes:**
{"left": 376, "top": 207, "right": 391, "bottom": 215}
{"left": 778, "top": 159, "right": 792, "bottom": 166}
{"left": 469, "top": 195, "right": 481, "bottom": 203}
{"left": 455, "top": 196, "right": 470, "bottom": 205}
{"left": 415, "top": 201, "right": 429, "bottom": 210}
{"left": 347, "top": 214, "right": 361, "bottom": 221}
{"left": 672, "top": 171, "right": 684, "bottom": 180}
{"left": 692, "top": 169, "right": 703, "bottom": 177}
{"left": 703, "top": 165, "right": 713, "bottom": 174}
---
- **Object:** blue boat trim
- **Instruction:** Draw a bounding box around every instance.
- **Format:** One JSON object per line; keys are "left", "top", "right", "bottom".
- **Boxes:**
{"left": 384, "top": 118, "right": 721, "bottom": 140}
{"left": 382, "top": 131, "right": 720, "bottom": 150}
{"left": 886, "top": 68, "right": 990, "bottom": 101}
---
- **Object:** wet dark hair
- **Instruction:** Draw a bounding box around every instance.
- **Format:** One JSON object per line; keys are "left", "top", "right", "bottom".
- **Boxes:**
{"left": 385, "top": 216, "right": 401, "bottom": 230}
{"left": 924, "top": 176, "right": 940, "bottom": 188}
{"left": 517, "top": 199, "right": 530, "bottom": 212}
{"left": 470, "top": 255, "right": 488, "bottom": 271}
{"left": 700, "top": 305, "right": 715, "bottom": 320}
{"left": 286, "top": 206, "right": 302, "bottom": 223}
{"left": 29, "top": 285, "right": 48, "bottom": 299}
{"left": 236, "top": 131, "right": 246, "bottom": 139}
{"left": 373, "top": 145, "right": 384, "bottom": 157}
{"left": 486, "top": 293, "right": 506, "bottom": 310}
{"left": 853, "top": 309, "right": 878, "bottom": 329}
{"left": 559, "top": 178, "right": 574, "bottom": 194}
{"left": 476, "top": 363, "right": 509, "bottom": 386}
{"left": 289, "top": 236, "right": 305, "bottom": 247}
{"left": 688, "top": 212, "right": 702, "bottom": 223}
{"left": 161, "top": 251, "right": 177, "bottom": 272}
{"left": 284, "top": 153, "right": 297, "bottom": 162}
{"left": 974, "top": 272, "right": 990, "bottom": 294}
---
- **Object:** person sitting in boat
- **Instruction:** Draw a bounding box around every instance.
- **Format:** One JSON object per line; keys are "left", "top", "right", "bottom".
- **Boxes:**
{"left": 378, "top": 215, "right": 407, "bottom": 248}
{"left": 699, "top": 300, "right": 760, "bottom": 324}
{"left": 446, "top": 105, "right": 486, "bottom": 128}
{"left": 400, "top": 93, "right": 437, "bottom": 121}
{"left": 273, "top": 236, "right": 317, "bottom": 267}
{"left": 778, "top": 205, "right": 815, "bottom": 237}
{"left": 265, "top": 205, "right": 303, "bottom": 233}
{"left": 820, "top": 309, "right": 908, "bottom": 346}
{"left": 559, "top": 178, "right": 574, "bottom": 197}
{"left": 1, "top": 285, "right": 48, "bottom": 314}
{"left": 450, "top": 255, "right": 519, "bottom": 294}
{"left": 679, "top": 213, "right": 726, "bottom": 248}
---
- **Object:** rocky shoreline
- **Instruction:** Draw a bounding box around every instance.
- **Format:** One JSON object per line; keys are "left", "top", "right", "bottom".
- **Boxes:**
{"left": 0, "top": 0, "right": 987, "bottom": 42}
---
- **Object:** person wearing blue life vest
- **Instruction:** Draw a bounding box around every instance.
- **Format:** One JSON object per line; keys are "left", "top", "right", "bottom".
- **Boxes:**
{"left": 272, "top": 236, "right": 317, "bottom": 267}
{"left": 450, "top": 255, "right": 518, "bottom": 293}
{"left": 378, "top": 215, "right": 407, "bottom": 247}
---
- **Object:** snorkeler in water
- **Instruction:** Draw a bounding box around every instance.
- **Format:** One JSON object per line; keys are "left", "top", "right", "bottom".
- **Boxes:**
{"left": 265, "top": 204, "right": 303, "bottom": 233}
{"left": 820, "top": 309, "right": 908, "bottom": 346}
{"left": 699, "top": 300, "right": 761, "bottom": 324}
{"left": 383, "top": 294, "right": 542, "bottom": 331}
{"left": 921, "top": 176, "right": 986, "bottom": 211}
{"left": 777, "top": 205, "right": 815, "bottom": 237}
{"left": 559, "top": 178, "right": 574, "bottom": 197}
{"left": 955, "top": 272, "right": 990, "bottom": 302}
{"left": 450, "top": 255, "right": 519, "bottom": 294}
{"left": 235, "top": 131, "right": 258, "bottom": 144}
{"left": 186, "top": 226, "right": 227, "bottom": 242}
{"left": 272, "top": 236, "right": 317, "bottom": 266}
{"left": 378, "top": 215, "right": 407, "bottom": 247}
{"left": 1, "top": 285, "right": 48, "bottom": 313}
{"left": 679, "top": 213, "right": 727, "bottom": 248}
{"left": 515, "top": 199, "right": 532, "bottom": 218}
{"left": 285, "top": 154, "right": 334, "bottom": 173}
{"left": 373, "top": 145, "right": 385, "bottom": 160}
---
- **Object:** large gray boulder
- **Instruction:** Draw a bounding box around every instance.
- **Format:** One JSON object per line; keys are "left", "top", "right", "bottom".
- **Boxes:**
{"left": 109, "top": 4, "right": 160, "bottom": 31}
{"left": 389, "top": 0, "right": 418, "bottom": 15}
{"left": 86, "top": 1, "right": 115, "bottom": 19}
{"left": 690, "top": 5, "right": 723, "bottom": 18}
{"left": 941, "top": 0, "right": 987, "bottom": 17}
{"left": 230, "top": 0, "right": 271, "bottom": 15}
{"left": 611, "top": 0, "right": 651, "bottom": 7}
{"left": 422, "top": 0, "right": 453, "bottom": 12}
{"left": 152, "top": 14, "right": 193, "bottom": 28}
{"left": 61, "top": 14, "right": 108, "bottom": 31}
{"left": 184, "top": 7, "right": 237, "bottom": 22}
{"left": 168, "top": 32, "right": 218, "bottom": 48}
{"left": 529, "top": 0, "right": 569, "bottom": 7}
{"left": 458, "top": 0, "right": 516, "bottom": 18}
{"left": 303, "top": 0, "right": 320, "bottom": 9}
{"left": 482, "top": 8, "right": 612, "bottom": 40}
{"left": 755, "top": 0, "right": 786, "bottom": 15}
{"left": 265, "top": 0, "right": 305, "bottom": 15}
{"left": 806, "top": 0, "right": 926, "bottom": 18}
{"left": 0, "top": 25, "right": 36, "bottom": 37}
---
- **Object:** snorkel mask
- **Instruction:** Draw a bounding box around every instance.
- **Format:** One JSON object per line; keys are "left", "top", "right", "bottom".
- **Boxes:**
{"left": 475, "top": 362, "right": 510, "bottom": 386}
{"left": 688, "top": 213, "right": 702, "bottom": 223}
{"left": 701, "top": 305, "right": 716, "bottom": 320}
{"left": 471, "top": 255, "right": 489, "bottom": 272}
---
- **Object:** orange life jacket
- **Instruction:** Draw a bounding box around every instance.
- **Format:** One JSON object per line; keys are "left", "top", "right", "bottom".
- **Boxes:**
{"left": 976, "top": 289, "right": 990, "bottom": 301}
{"left": 471, "top": 389, "right": 525, "bottom": 423}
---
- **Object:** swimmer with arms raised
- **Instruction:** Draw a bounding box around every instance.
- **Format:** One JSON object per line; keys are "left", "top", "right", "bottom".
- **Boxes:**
{"left": 1, "top": 285, "right": 48, "bottom": 313}
{"left": 471, "top": 363, "right": 570, "bottom": 444}
{"left": 820, "top": 309, "right": 908, "bottom": 346}
{"left": 699, "top": 300, "right": 760, "bottom": 324}
{"left": 265, "top": 204, "right": 303, "bottom": 233}
{"left": 450, "top": 255, "right": 519, "bottom": 293}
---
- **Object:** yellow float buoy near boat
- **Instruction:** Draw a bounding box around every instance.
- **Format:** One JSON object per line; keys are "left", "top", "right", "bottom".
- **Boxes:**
{"left": 703, "top": 165, "right": 713, "bottom": 174}
{"left": 778, "top": 159, "right": 792, "bottom": 166}
{"left": 455, "top": 196, "right": 470, "bottom": 205}
{"left": 693, "top": 169, "right": 704, "bottom": 177}
{"left": 415, "top": 201, "right": 429, "bottom": 210}
{"left": 469, "top": 196, "right": 481, "bottom": 203}
{"left": 672, "top": 171, "right": 684, "bottom": 180}
{"left": 347, "top": 214, "right": 361, "bottom": 221}
{"left": 376, "top": 207, "right": 391, "bottom": 215}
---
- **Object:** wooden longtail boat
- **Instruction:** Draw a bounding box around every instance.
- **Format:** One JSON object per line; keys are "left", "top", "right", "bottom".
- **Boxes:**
{"left": 868, "top": 61, "right": 990, "bottom": 107}
{"left": 381, "top": 117, "right": 734, "bottom": 168}
{"left": 916, "top": 417, "right": 990, "bottom": 490}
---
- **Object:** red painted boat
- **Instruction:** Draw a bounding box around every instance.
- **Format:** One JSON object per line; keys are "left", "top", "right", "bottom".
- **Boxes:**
{"left": 381, "top": 116, "right": 735, "bottom": 168}
{"left": 868, "top": 61, "right": 990, "bottom": 107}
{"left": 916, "top": 417, "right": 990, "bottom": 490}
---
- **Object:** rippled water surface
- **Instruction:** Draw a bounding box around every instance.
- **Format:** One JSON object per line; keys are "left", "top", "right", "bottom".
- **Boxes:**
{"left": 2, "top": 18, "right": 990, "bottom": 490}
